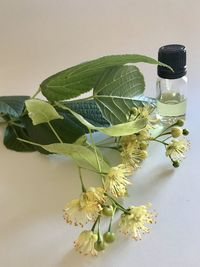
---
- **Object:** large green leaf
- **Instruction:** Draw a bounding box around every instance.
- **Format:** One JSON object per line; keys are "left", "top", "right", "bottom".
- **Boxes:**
{"left": 66, "top": 99, "right": 110, "bottom": 127}
{"left": 93, "top": 65, "right": 155, "bottom": 124}
{"left": 55, "top": 103, "right": 147, "bottom": 137}
{"left": 25, "top": 99, "right": 63, "bottom": 125}
{"left": 3, "top": 125, "right": 36, "bottom": 152}
{"left": 0, "top": 96, "right": 29, "bottom": 118}
{"left": 40, "top": 54, "right": 171, "bottom": 101}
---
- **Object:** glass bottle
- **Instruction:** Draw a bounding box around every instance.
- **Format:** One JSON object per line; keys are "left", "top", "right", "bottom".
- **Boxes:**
{"left": 156, "top": 44, "right": 187, "bottom": 124}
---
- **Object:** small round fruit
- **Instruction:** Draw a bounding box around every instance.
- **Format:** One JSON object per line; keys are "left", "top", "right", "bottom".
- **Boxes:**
{"left": 102, "top": 205, "right": 113, "bottom": 217}
{"left": 103, "top": 232, "right": 116, "bottom": 243}
{"left": 94, "top": 240, "right": 106, "bottom": 251}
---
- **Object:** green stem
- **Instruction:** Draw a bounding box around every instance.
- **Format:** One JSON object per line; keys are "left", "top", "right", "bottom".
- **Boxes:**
{"left": 47, "top": 122, "right": 63, "bottom": 143}
{"left": 154, "top": 131, "right": 171, "bottom": 139}
{"left": 65, "top": 95, "right": 93, "bottom": 103}
{"left": 91, "top": 215, "right": 100, "bottom": 232}
{"left": 163, "top": 136, "right": 172, "bottom": 142}
{"left": 17, "top": 138, "right": 42, "bottom": 147}
{"left": 80, "top": 166, "right": 107, "bottom": 175}
{"left": 31, "top": 87, "right": 41, "bottom": 99}
{"left": 149, "top": 138, "right": 168, "bottom": 146}
{"left": 108, "top": 207, "right": 116, "bottom": 232}
{"left": 154, "top": 122, "right": 178, "bottom": 139}
{"left": 169, "top": 155, "right": 174, "bottom": 163}
{"left": 106, "top": 194, "right": 127, "bottom": 213}
{"left": 97, "top": 216, "right": 101, "bottom": 241}
{"left": 89, "top": 129, "right": 105, "bottom": 187}
{"left": 78, "top": 167, "right": 86, "bottom": 192}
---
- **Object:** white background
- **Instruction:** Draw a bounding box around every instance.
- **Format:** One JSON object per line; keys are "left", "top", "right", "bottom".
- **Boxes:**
{"left": 0, "top": 1, "right": 200, "bottom": 266}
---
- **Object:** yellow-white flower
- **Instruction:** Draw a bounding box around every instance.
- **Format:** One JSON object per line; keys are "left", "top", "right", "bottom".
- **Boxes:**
{"left": 86, "top": 187, "right": 106, "bottom": 203}
{"left": 63, "top": 187, "right": 106, "bottom": 227}
{"left": 166, "top": 139, "right": 190, "bottom": 161}
{"left": 121, "top": 142, "right": 148, "bottom": 170}
{"left": 74, "top": 230, "right": 98, "bottom": 256}
{"left": 120, "top": 134, "right": 138, "bottom": 148}
{"left": 129, "top": 106, "right": 156, "bottom": 128}
{"left": 120, "top": 131, "right": 149, "bottom": 149}
{"left": 136, "top": 129, "right": 150, "bottom": 141}
{"left": 119, "top": 204, "right": 155, "bottom": 240}
{"left": 138, "top": 106, "right": 153, "bottom": 118}
{"left": 104, "top": 164, "right": 132, "bottom": 197}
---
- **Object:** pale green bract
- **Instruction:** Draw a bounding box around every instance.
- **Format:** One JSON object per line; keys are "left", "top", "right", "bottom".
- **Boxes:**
{"left": 25, "top": 99, "right": 63, "bottom": 125}
{"left": 56, "top": 103, "right": 147, "bottom": 136}
{"left": 40, "top": 143, "right": 110, "bottom": 172}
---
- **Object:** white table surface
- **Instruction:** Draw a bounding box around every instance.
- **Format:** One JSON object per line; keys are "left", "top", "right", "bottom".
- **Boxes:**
{"left": 0, "top": 1, "right": 200, "bottom": 266}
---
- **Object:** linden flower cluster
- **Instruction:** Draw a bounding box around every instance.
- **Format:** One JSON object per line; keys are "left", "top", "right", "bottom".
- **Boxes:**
{"left": 0, "top": 58, "right": 191, "bottom": 259}
{"left": 120, "top": 107, "right": 152, "bottom": 170}
{"left": 63, "top": 107, "right": 158, "bottom": 256}
{"left": 63, "top": 107, "right": 190, "bottom": 256}
{"left": 153, "top": 119, "right": 190, "bottom": 168}
{"left": 120, "top": 130, "right": 149, "bottom": 170}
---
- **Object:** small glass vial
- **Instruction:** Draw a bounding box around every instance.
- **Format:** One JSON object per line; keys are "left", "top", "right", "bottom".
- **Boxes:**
{"left": 156, "top": 44, "right": 187, "bottom": 124}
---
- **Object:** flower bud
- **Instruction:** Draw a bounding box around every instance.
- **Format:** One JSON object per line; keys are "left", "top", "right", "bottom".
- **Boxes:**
{"left": 102, "top": 205, "right": 113, "bottom": 217}
{"left": 183, "top": 129, "right": 189, "bottom": 136}
{"left": 103, "top": 231, "right": 116, "bottom": 243}
{"left": 130, "top": 107, "right": 138, "bottom": 116}
{"left": 176, "top": 119, "right": 184, "bottom": 127}
{"left": 94, "top": 240, "right": 106, "bottom": 251}
{"left": 171, "top": 127, "right": 183, "bottom": 138}
{"left": 173, "top": 160, "right": 180, "bottom": 168}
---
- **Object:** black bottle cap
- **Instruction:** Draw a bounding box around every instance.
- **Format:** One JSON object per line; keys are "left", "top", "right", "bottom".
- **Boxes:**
{"left": 157, "top": 44, "right": 187, "bottom": 79}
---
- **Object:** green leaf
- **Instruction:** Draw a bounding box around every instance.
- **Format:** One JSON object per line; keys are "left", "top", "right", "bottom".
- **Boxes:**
{"left": 3, "top": 125, "right": 36, "bottom": 152}
{"left": 25, "top": 99, "right": 63, "bottom": 125}
{"left": 56, "top": 103, "right": 147, "bottom": 137}
{"left": 0, "top": 96, "right": 29, "bottom": 118}
{"left": 93, "top": 65, "right": 155, "bottom": 124}
{"left": 66, "top": 99, "right": 110, "bottom": 127}
{"left": 40, "top": 54, "right": 172, "bottom": 101}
